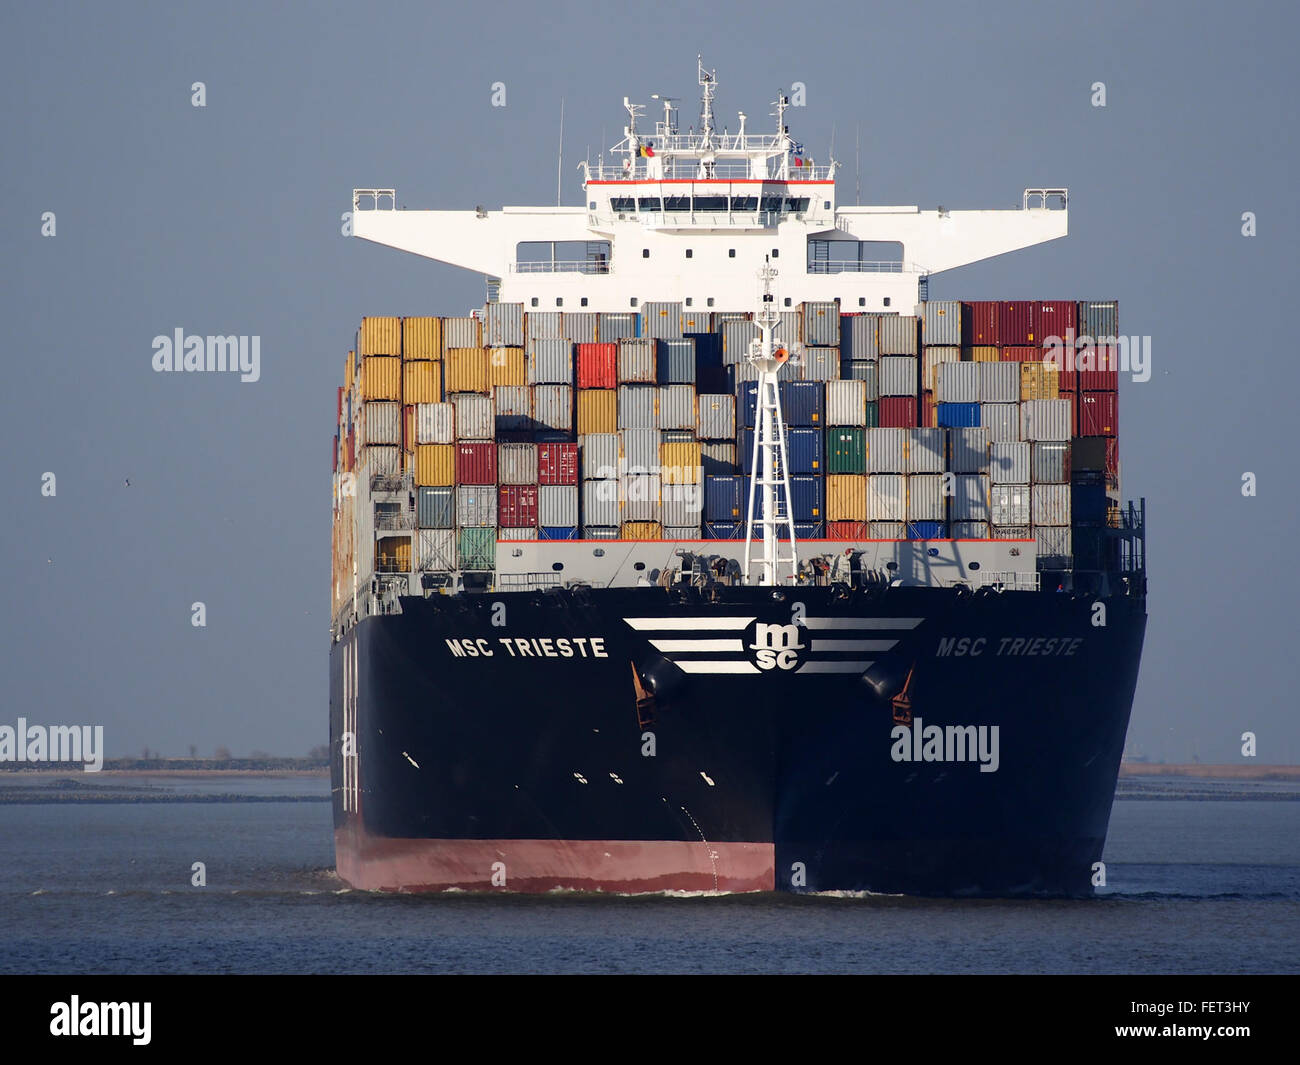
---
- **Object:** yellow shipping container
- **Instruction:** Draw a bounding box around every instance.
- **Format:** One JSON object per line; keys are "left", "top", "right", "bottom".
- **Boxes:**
{"left": 621, "top": 521, "right": 662, "bottom": 541}
{"left": 415, "top": 444, "right": 455, "bottom": 487}
{"left": 402, "top": 317, "right": 442, "bottom": 360}
{"left": 445, "top": 348, "right": 490, "bottom": 394}
{"left": 375, "top": 535, "right": 412, "bottom": 573}
{"left": 345, "top": 350, "right": 356, "bottom": 387}
{"left": 827, "top": 475, "right": 867, "bottom": 522}
{"left": 488, "top": 347, "right": 526, "bottom": 388}
{"left": 359, "top": 317, "right": 402, "bottom": 356}
{"left": 359, "top": 356, "right": 402, "bottom": 401}
{"left": 1019, "top": 362, "right": 1060, "bottom": 401}
{"left": 404, "top": 360, "right": 442, "bottom": 404}
{"left": 660, "top": 441, "right": 703, "bottom": 483}
{"left": 577, "top": 389, "right": 618, "bottom": 435}
{"left": 967, "top": 346, "right": 999, "bottom": 363}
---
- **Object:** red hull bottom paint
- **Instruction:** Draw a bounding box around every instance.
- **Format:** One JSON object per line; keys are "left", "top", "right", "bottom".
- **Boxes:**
{"left": 335, "top": 828, "right": 775, "bottom": 894}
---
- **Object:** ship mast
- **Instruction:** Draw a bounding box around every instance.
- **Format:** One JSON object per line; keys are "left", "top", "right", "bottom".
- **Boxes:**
{"left": 742, "top": 262, "right": 798, "bottom": 586}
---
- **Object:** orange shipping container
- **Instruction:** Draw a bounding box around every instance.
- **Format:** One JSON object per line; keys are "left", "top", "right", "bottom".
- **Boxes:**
{"left": 402, "top": 317, "right": 442, "bottom": 360}
{"left": 445, "top": 348, "right": 490, "bottom": 394}
{"left": 403, "top": 360, "right": 441, "bottom": 404}
{"left": 415, "top": 444, "right": 456, "bottom": 487}
{"left": 345, "top": 350, "right": 356, "bottom": 387}
{"left": 375, "top": 536, "right": 412, "bottom": 573}
{"left": 577, "top": 389, "right": 618, "bottom": 435}
{"left": 488, "top": 347, "right": 526, "bottom": 388}
{"left": 359, "top": 356, "right": 402, "bottom": 401}
{"left": 827, "top": 475, "right": 867, "bottom": 521}
{"left": 967, "top": 346, "right": 1000, "bottom": 363}
{"left": 359, "top": 317, "right": 402, "bottom": 356}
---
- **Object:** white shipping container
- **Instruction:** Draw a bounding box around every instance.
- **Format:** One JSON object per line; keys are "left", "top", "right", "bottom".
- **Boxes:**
{"left": 880, "top": 356, "right": 918, "bottom": 396}
{"left": 563, "top": 311, "right": 597, "bottom": 343}
{"left": 992, "top": 525, "right": 1031, "bottom": 540}
{"left": 949, "top": 427, "right": 990, "bottom": 474}
{"left": 1032, "top": 483, "right": 1071, "bottom": 526}
{"left": 642, "top": 301, "right": 683, "bottom": 339}
{"left": 539, "top": 485, "right": 579, "bottom": 527}
{"left": 936, "top": 362, "right": 980, "bottom": 403}
{"left": 663, "top": 525, "right": 702, "bottom": 540}
{"left": 661, "top": 483, "right": 704, "bottom": 526}
{"left": 598, "top": 312, "right": 638, "bottom": 343}
{"left": 362, "top": 445, "right": 400, "bottom": 477}
{"left": 908, "top": 428, "right": 946, "bottom": 474}
{"left": 528, "top": 338, "right": 573, "bottom": 384}
{"left": 869, "top": 521, "right": 905, "bottom": 539}
{"left": 621, "top": 428, "right": 662, "bottom": 471}
{"left": 868, "top": 474, "right": 906, "bottom": 521}
{"left": 990, "top": 441, "right": 1030, "bottom": 484}
{"left": 922, "top": 346, "right": 962, "bottom": 392}
{"left": 417, "top": 402, "right": 455, "bottom": 445}
{"left": 991, "top": 484, "right": 1031, "bottom": 526}
{"left": 1032, "top": 441, "right": 1071, "bottom": 483}
{"left": 497, "top": 443, "right": 538, "bottom": 485}
{"left": 800, "top": 347, "right": 840, "bottom": 382}
{"left": 841, "top": 314, "right": 880, "bottom": 360}
{"left": 361, "top": 401, "right": 401, "bottom": 446}
{"left": 581, "top": 434, "right": 620, "bottom": 480}
{"left": 417, "top": 529, "right": 456, "bottom": 571}
{"left": 619, "top": 473, "right": 662, "bottom": 521}
{"left": 451, "top": 394, "right": 494, "bottom": 440}
{"left": 444, "top": 316, "right": 481, "bottom": 348}
{"left": 533, "top": 385, "right": 572, "bottom": 431}
{"left": 618, "top": 385, "right": 657, "bottom": 429}
{"left": 658, "top": 385, "right": 696, "bottom": 430}
{"left": 455, "top": 485, "right": 497, "bottom": 527}
{"left": 617, "top": 338, "right": 657, "bottom": 382}
{"left": 919, "top": 301, "right": 962, "bottom": 345}
{"left": 1021, "top": 399, "right": 1072, "bottom": 442}
{"left": 526, "top": 311, "right": 564, "bottom": 339}
{"left": 981, "top": 403, "right": 1021, "bottom": 443}
{"left": 979, "top": 362, "right": 1020, "bottom": 403}
{"left": 493, "top": 386, "right": 532, "bottom": 432}
{"left": 582, "top": 479, "right": 620, "bottom": 526}
{"left": 583, "top": 525, "right": 621, "bottom": 540}
{"left": 697, "top": 394, "right": 736, "bottom": 439}
{"left": 878, "top": 315, "right": 918, "bottom": 355}
{"left": 485, "top": 303, "right": 524, "bottom": 347}
{"left": 702, "top": 442, "right": 737, "bottom": 476}
{"left": 951, "top": 474, "right": 991, "bottom": 521}
{"left": 826, "top": 380, "right": 867, "bottom": 426}
{"left": 1036, "top": 526, "right": 1072, "bottom": 562}
{"left": 951, "top": 521, "right": 989, "bottom": 539}
{"left": 498, "top": 527, "right": 538, "bottom": 541}
{"left": 801, "top": 301, "right": 840, "bottom": 345}
{"left": 722, "top": 320, "right": 758, "bottom": 365}
{"left": 907, "top": 474, "right": 945, "bottom": 521}
{"left": 867, "top": 428, "right": 909, "bottom": 473}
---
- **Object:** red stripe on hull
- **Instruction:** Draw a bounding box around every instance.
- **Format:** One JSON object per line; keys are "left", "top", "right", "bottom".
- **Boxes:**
{"left": 336, "top": 828, "right": 774, "bottom": 893}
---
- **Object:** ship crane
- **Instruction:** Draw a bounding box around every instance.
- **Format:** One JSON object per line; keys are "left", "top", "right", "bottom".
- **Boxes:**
{"left": 742, "top": 262, "right": 799, "bottom": 586}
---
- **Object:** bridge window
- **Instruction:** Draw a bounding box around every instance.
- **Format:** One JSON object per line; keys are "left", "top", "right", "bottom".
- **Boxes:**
{"left": 808, "top": 238, "right": 904, "bottom": 274}
{"left": 730, "top": 197, "right": 757, "bottom": 211}
{"left": 694, "top": 195, "right": 728, "bottom": 211}
{"left": 760, "top": 195, "right": 784, "bottom": 212}
{"left": 664, "top": 195, "right": 690, "bottom": 212}
{"left": 611, "top": 197, "right": 635, "bottom": 212}
{"left": 638, "top": 197, "right": 662, "bottom": 212}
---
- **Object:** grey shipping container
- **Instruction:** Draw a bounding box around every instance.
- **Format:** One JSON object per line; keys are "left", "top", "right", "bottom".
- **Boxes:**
{"left": 990, "top": 484, "right": 1031, "bottom": 526}
{"left": 528, "top": 338, "right": 573, "bottom": 384}
{"left": 990, "top": 441, "right": 1031, "bottom": 484}
{"left": 1032, "top": 441, "right": 1070, "bottom": 483}
{"left": 620, "top": 473, "right": 662, "bottom": 521}
{"left": 919, "top": 300, "right": 962, "bottom": 346}
{"left": 444, "top": 316, "right": 482, "bottom": 348}
{"left": 533, "top": 385, "right": 573, "bottom": 432}
{"left": 499, "top": 527, "right": 538, "bottom": 541}
{"left": 867, "top": 428, "right": 909, "bottom": 473}
{"left": 1021, "top": 399, "right": 1072, "bottom": 442}
{"left": 950, "top": 474, "right": 990, "bottom": 521}
{"left": 539, "top": 484, "right": 579, "bottom": 527}
{"left": 981, "top": 403, "right": 1021, "bottom": 443}
{"left": 826, "top": 380, "right": 867, "bottom": 426}
{"left": 642, "top": 301, "right": 683, "bottom": 339}
{"left": 497, "top": 443, "right": 538, "bottom": 485}
{"left": 907, "top": 474, "right": 945, "bottom": 521}
{"left": 702, "top": 441, "right": 737, "bottom": 476}
{"left": 1031, "top": 484, "right": 1071, "bottom": 526}
{"left": 663, "top": 525, "right": 702, "bottom": 540}
{"left": 697, "top": 393, "right": 736, "bottom": 439}
{"left": 451, "top": 393, "right": 495, "bottom": 440}
{"left": 779, "top": 311, "right": 800, "bottom": 345}
{"left": 841, "top": 314, "right": 880, "bottom": 359}
{"left": 658, "top": 338, "right": 696, "bottom": 383}
{"left": 909, "top": 428, "right": 946, "bottom": 474}
{"left": 730, "top": 361, "right": 760, "bottom": 384}
{"left": 618, "top": 385, "right": 657, "bottom": 429}
{"left": 993, "top": 525, "right": 1031, "bottom": 540}
{"left": 494, "top": 385, "right": 532, "bottom": 432}
{"left": 583, "top": 525, "right": 621, "bottom": 540}
{"left": 661, "top": 484, "right": 703, "bottom": 527}
{"left": 880, "top": 356, "right": 918, "bottom": 396}
{"left": 362, "top": 445, "right": 400, "bottom": 477}
{"left": 951, "top": 520, "right": 990, "bottom": 539}
{"left": 722, "top": 320, "right": 758, "bottom": 365}
{"left": 526, "top": 311, "right": 564, "bottom": 339}
{"left": 658, "top": 385, "right": 696, "bottom": 430}
{"left": 1036, "top": 526, "right": 1073, "bottom": 562}
{"left": 580, "top": 433, "right": 619, "bottom": 480}
{"left": 417, "top": 529, "right": 456, "bottom": 571}
{"left": 868, "top": 474, "right": 906, "bottom": 521}
{"left": 362, "top": 401, "right": 401, "bottom": 446}
{"left": 801, "top": 347, "right": 840, "bottom": 382}
{"left": 878, "top": 315, "right": 919, "bottom": 355}
{"left": 680, "top": 309, "right": 712, "bottom": 333}
{"left": 455, "top": 485, "right": 497, "bottom": 527}
{"left": 598, "top": 312, "right": 638, "bottom": 342}
{"left": 841, "top": 360, "right": 880, "bottom": 400}
{"left": 582, "top": 479, "right": 620, "bottom": 526}
{"left": 1078, "top": 300, "right": 1119, "bottom": 342}
{"left": 485, "top": 303, "right": 524, "bottom": 346}
{"left": 869, "top": 520, "right": 905, "bottom": 539}
{"left": 418, "top": 486, "right": 454, "bottom": 529}
{"left": 417, "top": 402, "right": 455, "bottom": 444}
{"left": 922, "top": 346, "right": 961, "bottom": 392}
{"left": 937, "top": 362, "right": 979, "bottom": 403}
{"left": 661, "top": 429, "right": 694, "bottom": 443}
{"left": 617, "top": 338, "right": 657, "bottom": 383}
{"left": 563, "top": 311, "right": 597, "bottom": 343}
{"left": 801, "top": 300, "right": 840, "bottom": 346}
{"left": 621, "top": 428, "right": 662, "bottom": 471}
{"left": 979, "top": 362, "right": 1020, "bottom": 403}
{"left": 949, "top": 427, "right": 990, "bottom": 474}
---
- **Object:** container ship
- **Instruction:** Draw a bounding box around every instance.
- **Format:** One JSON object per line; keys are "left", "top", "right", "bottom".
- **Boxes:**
{"left": 330, "top": 61, "right": 1147, "bottom": 896}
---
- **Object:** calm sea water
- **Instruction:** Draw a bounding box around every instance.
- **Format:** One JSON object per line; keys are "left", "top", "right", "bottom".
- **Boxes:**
{"left": 0, "top": 774, "right": 1296, "bottom": 974}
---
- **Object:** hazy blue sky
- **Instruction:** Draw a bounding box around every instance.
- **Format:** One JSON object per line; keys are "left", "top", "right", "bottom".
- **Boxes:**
{"left": 3, "top": 1, "right": 1297, "bottom": 761}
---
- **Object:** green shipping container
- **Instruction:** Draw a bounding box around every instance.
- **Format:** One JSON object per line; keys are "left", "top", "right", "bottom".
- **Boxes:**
{"left": 865, "top": 401, "right": 879, "bottom": 429}
{"left": 458, "top": 527, "right": 496, "bottom": 571}
{"left": 827, "top": 428, "right": 867, "bottom": 474}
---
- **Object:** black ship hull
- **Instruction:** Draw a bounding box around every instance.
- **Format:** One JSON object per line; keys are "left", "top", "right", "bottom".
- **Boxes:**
{"left": 330, "top": 583, "right": 1146, "bottom": 896}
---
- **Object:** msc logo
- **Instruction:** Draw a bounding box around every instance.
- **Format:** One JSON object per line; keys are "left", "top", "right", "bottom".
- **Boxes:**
{"left": 746, "top": 621, "right": 806, "bottom": 672}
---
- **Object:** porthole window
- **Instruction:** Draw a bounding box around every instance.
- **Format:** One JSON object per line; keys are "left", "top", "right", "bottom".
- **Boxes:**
{"left": 589, "top": 201, "right": 597, "bottom": 210}
{"left": 551, "top": 562, "right": 564, "bottom": 571}
{"left": 642, "top": 248, "right": 650, "bottom": 258}
{"left": 630, "top": 297, "right": 638, "bottom": 307}
{"left": 556, "top": 298, "right": 563, "bottom": 307}
{"left": 969, "top": 561, "right": 981, "bottom": 571}
{"left": 771, "top": 249, "right": 780, "bottom": 258}
{"left": 729, "top": 249, "right": 736, "bottom": 258}
{"left": 685, "top": 298, "right": 693, "bottom": 307}
{"left": 530, "top": 297, "right": 538, "bottom": 307}
{"left": 886, "top": 561, "right": 898, "bottom": 571}
{"left": 685, "top": 249, "right": 693, "bottom": 259}
{"left": 580, "top": 297, "right": 588, "bottom": 307}
{"left": 859, "top": 297, "right": 866, "bottom": 307}
{"left": 783, "top": 297, "right": 792, "bottom": 307}
{"left": 633, "top": 562, "right": 646, "bottom": 571}
{"left": 593, "top": 548, "right": 606, "bottom": 557}
{"left": 707, "top": 297, "right": 715, "bottom": 307}
{"left": 883, "top": 297, "right": 891, "bottom": 307}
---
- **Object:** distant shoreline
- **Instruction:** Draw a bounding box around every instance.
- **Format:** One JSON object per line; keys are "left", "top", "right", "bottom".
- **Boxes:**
{"left": 1119, "top": 763, "right": 1300, "bottom": 780}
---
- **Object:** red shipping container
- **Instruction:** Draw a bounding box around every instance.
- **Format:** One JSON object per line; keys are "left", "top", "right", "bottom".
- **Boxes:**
{"left": 576, "top": 343, "right": 618, "bottom": 389}
{"left": 1078, "top": 392, "right": 1118, "bottom": 437}
{"left": 498, "top": 484, "right": 539, "bottom": 527}
{"left": 999, "top": 346, "right": 1040, "bottom": 362}
{"left": 1031, "top": 301, "right": 1078, "bottom": 345}
{"left": 879, "top": 396, "right": 918, "bottom": 428}
{"left": 538, "top": 442, "right": 579, "bottom": 484}
{"left": 827, "top": 521, "right": 869, "bottom": 541}
{"left": 1076, "top": 345, "right": 1120, "bottom": 391}
{"left": 998, "top": 301, "right": 1035, "bottom": 345}
{"left": 455, "top": 441, "right": 497, "bottom": 484}
{"left": 965, "top": 301, "right": 998, "bottom": 345}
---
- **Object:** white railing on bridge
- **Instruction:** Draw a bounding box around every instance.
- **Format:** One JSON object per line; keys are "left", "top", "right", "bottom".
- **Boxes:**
{"left": 354, "top": 188, "right": 396, "bottom": 211}
{"left": 511, "top": 260, "right": 611, "bottom": 274}
{"left": 808, "top": 260, "right": 912, "bottom": 274}
{"left": 1022, "top": 188, "right": 1068, "bottom": 210}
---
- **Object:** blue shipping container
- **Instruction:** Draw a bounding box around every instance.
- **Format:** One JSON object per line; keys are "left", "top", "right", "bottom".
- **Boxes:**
{"left": 686, "top": 332, "right": 724, "bottom": 370}
{"left": 705, "top": 475, "right": 744, "bottom": 522}
{"left": 738, "top": 427, "right": 823, "bottom": 473}
{"left": 780, "top": 381, "right": 825, "bottom": 427}
{"left": 907, "top": 521, "right": 948, "bottom": 540}
{"left": 789, "top": 475, "right": 824, "bottom": 521}
{"left": 539, "top": 526, "right": 580, "bottom": 541}
{"left": 704, "top": 521, "right": 743, "bottom": 540}
{"left": 1071, "top": 482, "right": 1108, "bottom": 524}
{"left": 936, "top": 402, "right": 981, "bottom": 428}
{"left": 793, "top": 522, "right": 824, "bottom": 539}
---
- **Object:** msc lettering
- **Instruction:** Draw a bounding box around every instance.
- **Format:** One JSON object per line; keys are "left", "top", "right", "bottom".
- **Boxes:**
{"left": 445, "top": 636, "right": 608, "bottom": 659}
